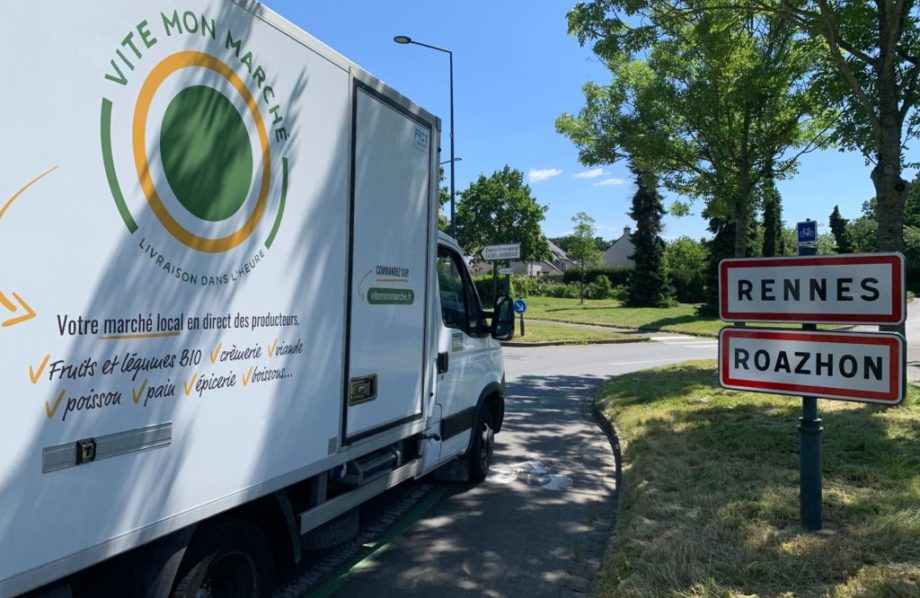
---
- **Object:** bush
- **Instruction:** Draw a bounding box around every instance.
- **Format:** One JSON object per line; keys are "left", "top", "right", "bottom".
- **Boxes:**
{"left": 609, "top": 284, "right": 628, "bottom": 302}
{"left": 563, "top": 266, "right": 633, "bottom": 287}
{"left": 669, "top": 268, "right": 707, "bottom": 303}
{"left": 543, "top": 282, "right": 580, "bottom": 298}
{"left": 584, "top": 275, "right": 612, "bottom": 299}
{"left": 510, "top": 274, "right": 539, "bottom": 298}
{"left": 473, "top": 274, "right": 514, "bottom": 304}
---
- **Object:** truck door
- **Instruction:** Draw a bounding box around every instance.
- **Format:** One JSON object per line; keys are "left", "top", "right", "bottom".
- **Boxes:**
{"left": 434, "top": 246, "right": 498, "bottom": 459}
{"left": 344, "top": 84, "right": 433, "bottom": 442}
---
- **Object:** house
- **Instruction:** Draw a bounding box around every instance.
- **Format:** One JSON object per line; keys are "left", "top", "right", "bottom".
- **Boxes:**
{"left": 602, "top": 226, "right": 635, "bottom": 267}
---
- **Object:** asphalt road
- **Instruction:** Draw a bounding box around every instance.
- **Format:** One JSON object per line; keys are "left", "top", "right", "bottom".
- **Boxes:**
{"left": 321, "top": 334, "right": 717, "bottom": 597}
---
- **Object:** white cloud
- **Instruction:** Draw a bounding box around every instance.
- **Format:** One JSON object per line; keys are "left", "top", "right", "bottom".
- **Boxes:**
{"left": 575, "top": 168, "right": 605, "bottom": 179}
{"left": 528, "top": 168, "right": 563, "bottom": 183}
{"left": 593, "top": 177, "right": 625, "bottom": 187}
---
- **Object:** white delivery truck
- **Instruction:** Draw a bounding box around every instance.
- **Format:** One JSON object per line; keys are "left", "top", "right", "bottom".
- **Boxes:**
{"left": 0, "top": 2, "right": 514, "bottom": 596}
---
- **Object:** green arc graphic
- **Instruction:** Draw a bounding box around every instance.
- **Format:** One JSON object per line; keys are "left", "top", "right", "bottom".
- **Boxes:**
{"left": 100, "top": 98, "right": 138, "bottom": 233}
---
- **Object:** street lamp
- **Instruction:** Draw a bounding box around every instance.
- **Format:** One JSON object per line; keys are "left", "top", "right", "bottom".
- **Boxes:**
{"left": 394, "top": 35, "right": 456, "bottom": 238}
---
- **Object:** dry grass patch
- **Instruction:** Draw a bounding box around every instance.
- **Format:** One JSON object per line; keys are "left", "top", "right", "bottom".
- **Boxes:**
{"left": 596, "top": 361, "right": 920, "bottom": 597}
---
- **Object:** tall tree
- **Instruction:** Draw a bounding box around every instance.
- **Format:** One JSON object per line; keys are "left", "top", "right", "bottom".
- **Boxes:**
{"left": 761, "top": 171, "right": 784, "bottom": 257}
{"left": 626, "top": 167, "right": 674, "bottom": 307}
{"left": 568, "top": 212, "right": 603, "bottom": 303}
{"left": 829, "top": 205, "right": 855, "bottom": 253}
{"left": 561, "top": 1, "right": 833, "bottom": 258}
{"left": 454, "top": 166, "right": 550, "bottom": 264}
{"left": 750, "top": 0, "right": 920, "bottom": 255}
{"left": 701, "top": 218, "right": 736, "bottom": 315}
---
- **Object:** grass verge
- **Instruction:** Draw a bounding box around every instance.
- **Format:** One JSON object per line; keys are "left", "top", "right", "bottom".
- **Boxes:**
{"left": 596, "top": 360, "right": 920, "bottom": 597}
{"left": 503, "top": 321, "right": 642, "bottom": 345}
{"left": 524, "top": 297, "right": 724, "bottom": 336}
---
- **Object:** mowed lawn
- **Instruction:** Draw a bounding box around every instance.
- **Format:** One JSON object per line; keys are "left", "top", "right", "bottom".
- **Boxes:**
{"left": 523, "top": 297, "right": 724, "bottom": 336}
{"left": 504, "top": 320, "right": 643, "bottom": 345}
{"left": 596, "top": 360, "right": 920, "bottom": 597}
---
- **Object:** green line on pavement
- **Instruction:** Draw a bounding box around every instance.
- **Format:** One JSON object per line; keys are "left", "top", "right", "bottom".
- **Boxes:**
{"left": 305, "top": 485, "right": 449, "bottom": 597}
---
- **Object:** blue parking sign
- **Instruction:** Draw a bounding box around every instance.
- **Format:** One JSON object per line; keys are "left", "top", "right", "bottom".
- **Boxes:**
{"left": 797, "top": 220, "right": 817, "bottom": 243}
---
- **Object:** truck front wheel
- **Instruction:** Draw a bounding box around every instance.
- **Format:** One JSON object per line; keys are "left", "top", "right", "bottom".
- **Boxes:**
{"left": 467, "top": 406, "right": 495, "bottom": 482}
{"left": 171, "top": 519, "right": 275, "bottom": 598}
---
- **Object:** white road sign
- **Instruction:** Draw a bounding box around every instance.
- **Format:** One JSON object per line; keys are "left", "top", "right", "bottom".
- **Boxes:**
{"left": 482, "top": 243, "right": 521, "bottom": 261}
{"left": 719, "top": 253, "right": 905, "bottom": 324}
{"left": 719, "top": 328, "right": 905, "bottom": 405}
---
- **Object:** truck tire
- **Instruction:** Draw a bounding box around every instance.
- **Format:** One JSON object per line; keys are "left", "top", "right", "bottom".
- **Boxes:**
{"left": 171, "top": 519, "right": 275, "bottom": 598}
{"left": 467, "top": 406, "right": 495, "bottom": 482}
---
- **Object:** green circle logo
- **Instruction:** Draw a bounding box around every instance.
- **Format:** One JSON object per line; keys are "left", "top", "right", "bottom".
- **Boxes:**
{"left": 159, "top": 85, "right": 253, "bottom": 222}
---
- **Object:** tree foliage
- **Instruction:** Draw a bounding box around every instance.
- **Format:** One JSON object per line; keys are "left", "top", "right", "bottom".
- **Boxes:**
{"left": 559, "top": 0, "right": 833, "bottom": 257}
{"left": 454, "top": 166, "right": 550, "bottom": 263}
{"left": 749, "top": 0, "right": 920, "bottom": 254}
{"left": 664, "top": 236, "right": 709, "bottom": 302}
{"left": 626, "top": 168, "right": 674, "bottom": 306}
{"left": 829, "top": 205, "right": 855, "bottom": 253}
{"left": 760, "top": 173, "right": 785, "bottom": 257}
{"left": 568, "top": 212, "right": 603, "bottom": 303}
{"left": 438, "top": 166, "right": 450, "bottom": 233}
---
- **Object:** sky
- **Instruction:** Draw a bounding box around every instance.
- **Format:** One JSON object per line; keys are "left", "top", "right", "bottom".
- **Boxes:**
{"left": 263, "top": 0, "right": 916, "bottom": 243}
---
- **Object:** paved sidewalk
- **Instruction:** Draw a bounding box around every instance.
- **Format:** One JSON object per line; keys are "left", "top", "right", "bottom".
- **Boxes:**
{"left": 330, "top": 373, "right": 617, "bottom": 597}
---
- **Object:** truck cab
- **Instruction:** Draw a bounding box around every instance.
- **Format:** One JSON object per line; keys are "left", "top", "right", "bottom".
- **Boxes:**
{"left": 427, "top": 233, "right": 511, "bottom": 480}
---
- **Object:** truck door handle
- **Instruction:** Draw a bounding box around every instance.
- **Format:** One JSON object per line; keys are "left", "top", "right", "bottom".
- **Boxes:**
{"left": 437, "top": 352, "right": 449, "bottom": 374}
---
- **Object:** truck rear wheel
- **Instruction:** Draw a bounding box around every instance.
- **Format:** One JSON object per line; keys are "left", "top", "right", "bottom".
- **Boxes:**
{"left": 171, "top": 519, "right": 275, "bottom": 598}
{"left": 467, "top": 406, "right": 495, "bottom": 482}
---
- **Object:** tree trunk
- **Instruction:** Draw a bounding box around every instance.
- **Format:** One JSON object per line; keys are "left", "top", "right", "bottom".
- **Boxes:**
{"left": 733, "top": 176, "right": 753, "bottom": 258}
{"left": 872, "top": 118, "right": 907, "bottom": 255}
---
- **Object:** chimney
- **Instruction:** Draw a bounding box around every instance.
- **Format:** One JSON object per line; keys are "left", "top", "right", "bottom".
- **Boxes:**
{"left": 623, "top": 226, "right": 631, "bottom": 238}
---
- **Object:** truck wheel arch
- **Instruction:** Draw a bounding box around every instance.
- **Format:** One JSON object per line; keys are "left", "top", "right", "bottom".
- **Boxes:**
{"left": 467, "top": 382, "right": 504, "bottom": 454}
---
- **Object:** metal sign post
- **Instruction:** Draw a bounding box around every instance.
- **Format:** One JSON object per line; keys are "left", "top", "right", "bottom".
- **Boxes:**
{"left": 483, "top": 244, "right": 520, "bottom": 306}
{"left": 513, "top": 299, "right": 527, "bottom": 337}
{"left": 798, "top": 239, "right": 820, "bottom": 530}
{"left": 718, "top": 250, "right": 906, "bottom": 532}
{"left": 799, "top": 323, "right": 822, "bottom": 530}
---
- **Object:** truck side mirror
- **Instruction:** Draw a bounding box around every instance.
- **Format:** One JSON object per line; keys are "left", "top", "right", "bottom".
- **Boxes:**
{"left": 490, "top": 296, "right": 515, "bottom": 341}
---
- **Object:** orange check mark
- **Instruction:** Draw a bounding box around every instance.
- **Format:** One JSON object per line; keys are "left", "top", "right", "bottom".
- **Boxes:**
{"left": 29, "top": 354, "right": 50, "bottom": 384}
{"left": 184, "top": 374, "right": 198, "bottom": 397}
{"left": 132, "top": 379, "right": 148, "bottom": 404}
{"left": 45, "top": 389, "right": 65, "bottom": 419}
{"left": 242, "top": 367, "right": 254, "bottom": 387}
{"left": 267, "top": 339, "right": 278, "bottom": 358}
{"left": 210, "top": 342, "right": 222, "bottom": 364}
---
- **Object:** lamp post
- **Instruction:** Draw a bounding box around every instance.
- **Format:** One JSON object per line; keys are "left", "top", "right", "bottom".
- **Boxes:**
{"left": 394, "top": 35, "right": 456, "bottom": 238}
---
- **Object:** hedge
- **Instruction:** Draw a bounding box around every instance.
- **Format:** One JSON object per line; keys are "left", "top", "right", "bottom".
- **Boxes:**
{"left": 563, "top": 265, "right": 633, "bottom": 287}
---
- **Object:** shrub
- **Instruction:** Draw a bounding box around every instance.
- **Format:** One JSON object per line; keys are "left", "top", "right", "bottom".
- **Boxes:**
{"left": 473, "top": 274, "right": 514, "bottom": 304}
{"left": 585, "top": 274, "right": 613, "bottom": 299}
{"left": 669, "top": 269, "right": 707, "bottom": 303}
{"left": 563, "top": 266, "right": 633, "bottom": 287}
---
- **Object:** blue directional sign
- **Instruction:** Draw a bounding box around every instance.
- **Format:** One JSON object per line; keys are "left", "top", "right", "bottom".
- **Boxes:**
{"left": 513, "top": 299, "right": 527, "bottom": 314}
{"left": 797, "top": 220, "right": 817, "bottom": 244}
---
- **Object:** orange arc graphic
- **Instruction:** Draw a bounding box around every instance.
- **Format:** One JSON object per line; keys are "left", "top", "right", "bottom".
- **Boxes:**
{"left": 0, "top": 166, "right": 59, "bottom": 221}
{"left": 133, "top": 51, "right": 271, "bottom": 253}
